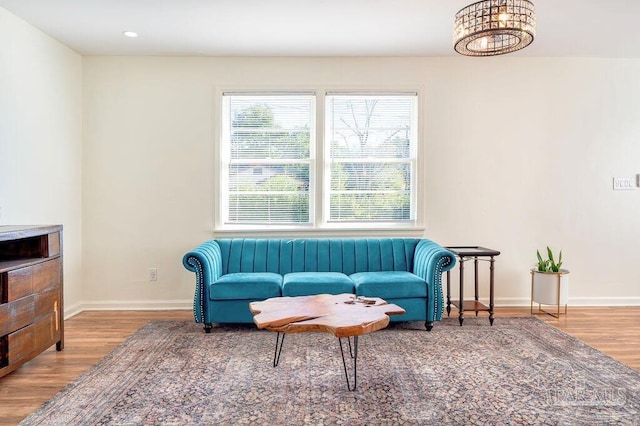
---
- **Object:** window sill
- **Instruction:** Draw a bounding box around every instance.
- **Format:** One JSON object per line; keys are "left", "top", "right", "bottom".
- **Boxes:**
{"left": 212, "top": 224, "right": 426, "bottom": 239}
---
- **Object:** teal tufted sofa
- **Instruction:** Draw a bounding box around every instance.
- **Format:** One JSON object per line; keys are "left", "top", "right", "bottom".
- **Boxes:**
{"left": 182, "top": 238, "right": 456, "bottom": 332}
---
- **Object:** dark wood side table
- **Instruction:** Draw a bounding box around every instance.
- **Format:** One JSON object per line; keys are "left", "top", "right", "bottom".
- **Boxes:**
{"left": 445, "top": 246, "right": 500, "bottom": 326}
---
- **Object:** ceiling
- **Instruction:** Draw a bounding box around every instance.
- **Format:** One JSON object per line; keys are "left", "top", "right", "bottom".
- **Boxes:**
{"left": 1, "top": 0, "right": 639, "bottom": 57}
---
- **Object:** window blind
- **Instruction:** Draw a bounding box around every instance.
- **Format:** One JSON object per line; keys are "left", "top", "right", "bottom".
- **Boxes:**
{"left": 326, "top": 94, "right": 416, "bottom": 222}
{"left": 223, "top": 94, "right": 313, "bottom": 224}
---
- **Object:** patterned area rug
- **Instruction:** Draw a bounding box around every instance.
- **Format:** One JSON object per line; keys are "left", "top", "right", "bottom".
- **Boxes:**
{"left": 21, "top": 317, "right": 640, "bottom": 425}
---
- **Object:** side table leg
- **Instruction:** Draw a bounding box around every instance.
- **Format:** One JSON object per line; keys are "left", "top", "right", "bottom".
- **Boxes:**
{"left": 338, "top": 336, "right": 358, "bottom": 391}
{"left": 446, "top": 270, "right": 451, "bottom": 317}
{"left": 459, "top": 259, "right": 465, "bottom": 326}
{"left": 489, "top": 256, "right": 495, "bottom": 325}
{"left": 474, "top": 257, "right": 479, "bottom": 317}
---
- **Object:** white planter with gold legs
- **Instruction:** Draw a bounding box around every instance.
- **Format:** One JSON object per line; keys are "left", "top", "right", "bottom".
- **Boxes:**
{"left": 530, "top": 269, "right": 569, "bottom": 318}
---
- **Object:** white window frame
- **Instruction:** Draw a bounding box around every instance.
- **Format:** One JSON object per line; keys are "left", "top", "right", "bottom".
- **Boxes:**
{"left": 214, "top": 87, "right": 425, "bottom": 237}
{"left": 220, "top": 92, "right": 316, "bottom": 227}
{"left": 324, "top": 92, "right": 418, "bottom": 225}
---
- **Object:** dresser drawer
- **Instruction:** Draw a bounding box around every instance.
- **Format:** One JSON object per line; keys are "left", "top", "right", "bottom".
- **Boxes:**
{"left": 34, "top": 288, "right": 61, "bottom": 326}
{"left": 30, "top": 312, "right": 60, "bottom": 355}
{"left": 5, "top": 313, "right": 59, "bottom": 367}
{"left": 7, "top": 324, "right": 35, "bottom": 366}
{"left": 0, "top": 295, "right": 35, "bottom": 336}
{"left": 32, "top": 258, "right": 61, "bottom": 293}
{"left": 4, "top": 267, "right": 33, "bottom": 301}
{"left": 4, "top": 258, "right": 61, "bottom": 302}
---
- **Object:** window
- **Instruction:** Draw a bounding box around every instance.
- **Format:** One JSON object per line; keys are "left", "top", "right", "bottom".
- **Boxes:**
{"left": 326, "top": 94, "right": 416, "bottom": 223}
{"left": 220, "top": 91, "right": 418, "bottom": 230}
{"left": 221, "top": 94, "right": 314, "bottom": 224}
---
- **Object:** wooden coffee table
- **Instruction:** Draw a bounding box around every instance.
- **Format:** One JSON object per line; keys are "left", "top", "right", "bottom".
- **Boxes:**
{"left": 249, "top": 293, "right": 405, "bottom": 391}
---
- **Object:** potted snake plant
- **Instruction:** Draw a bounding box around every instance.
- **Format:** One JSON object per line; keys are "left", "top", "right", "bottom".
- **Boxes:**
{"left": 530, "top": 247, "right": 569, "bottom": 316}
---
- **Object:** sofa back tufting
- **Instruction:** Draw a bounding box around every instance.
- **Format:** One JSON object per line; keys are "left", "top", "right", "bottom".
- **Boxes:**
{"left": 217, "top": 238, "right": 421, "bottom": 275}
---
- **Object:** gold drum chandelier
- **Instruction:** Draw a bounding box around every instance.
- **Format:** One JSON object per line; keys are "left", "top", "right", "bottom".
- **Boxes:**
{"left": 453, "top": 0, "right": 536, "bottom": 56}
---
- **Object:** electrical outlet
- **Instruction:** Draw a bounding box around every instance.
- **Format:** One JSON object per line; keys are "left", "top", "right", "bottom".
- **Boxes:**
{"left": 149, "top": 268, "right": 158, "bottom": 281}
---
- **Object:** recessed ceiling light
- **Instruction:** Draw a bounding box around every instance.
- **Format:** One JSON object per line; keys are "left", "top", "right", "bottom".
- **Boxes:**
{"left": 123, "top": 31, "right": 138, "bottom": 38}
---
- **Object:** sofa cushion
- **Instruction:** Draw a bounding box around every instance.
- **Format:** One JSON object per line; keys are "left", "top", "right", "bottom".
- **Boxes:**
{"left": 282, "top": 272, "right": 354, "bottom": 297}
{"left": 351, "top": 271, "right": 426, "bottom": 299}
{"left": 210, "top": 272, "right": 282, "bottom": 300}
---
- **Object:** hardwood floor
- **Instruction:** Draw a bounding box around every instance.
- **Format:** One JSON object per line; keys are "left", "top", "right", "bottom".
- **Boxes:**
{"left": 1, "top": 307, "right": 639, "bottom": 425}
{"left": 0, "top": 311, "right": 192, "bottom": 426}
{"left": 499, "top": 306, "right": 640, "bottom": 372}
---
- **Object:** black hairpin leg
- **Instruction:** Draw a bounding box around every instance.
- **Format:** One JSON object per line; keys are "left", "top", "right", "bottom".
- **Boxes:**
{"left": 273, "top": 332, "right": 285, "bottom": 367}
{"left": 338, "top": 336, "right": 358, "bottom": 391}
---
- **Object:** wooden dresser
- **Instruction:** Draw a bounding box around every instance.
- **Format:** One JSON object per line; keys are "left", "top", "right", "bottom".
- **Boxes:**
{"left": 0, "top": 225, "right": 64, "bottom": 378}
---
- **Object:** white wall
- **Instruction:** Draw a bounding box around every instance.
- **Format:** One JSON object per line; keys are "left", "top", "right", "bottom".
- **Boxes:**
{"left": 425, "top": 58, "right": 640, "bottom": 304}
{"left": 81, "top": 56, "right": 640, "bottom": 309}
{"left": 0, "top": 8, "right": 83, "bottom": 313}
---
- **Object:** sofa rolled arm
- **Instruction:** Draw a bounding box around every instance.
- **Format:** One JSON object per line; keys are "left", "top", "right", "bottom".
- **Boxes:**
{"left": 182, "top": 240, "right": 223, "bottom": 325}
{"left": 413, "top": 239, "right": 457, "bottom": 323}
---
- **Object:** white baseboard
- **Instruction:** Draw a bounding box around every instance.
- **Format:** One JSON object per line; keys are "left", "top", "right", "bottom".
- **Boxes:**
{"left": 64, "top": 297, "right": 640, "bottom": 319}
{"left": 560, "top": 297, "right": 640, "bottom": 306}
{"left": 63, "top": 301, "right": 85, "bottom": 320}
{"left": 64, "top": 300, "right": 192, "bottom": 319}
{"left": 481, "top": 297, "right": 640, "bottom": 307}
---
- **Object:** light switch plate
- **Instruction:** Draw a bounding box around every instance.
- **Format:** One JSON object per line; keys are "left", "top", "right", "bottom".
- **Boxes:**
{"left": 613, "top": 177, "right": 635, "bottom": 190}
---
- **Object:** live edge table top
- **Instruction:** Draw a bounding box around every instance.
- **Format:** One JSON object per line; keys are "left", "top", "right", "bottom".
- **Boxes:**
{"left": 249, "top": 293, "right": 406, "bottom": 338}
